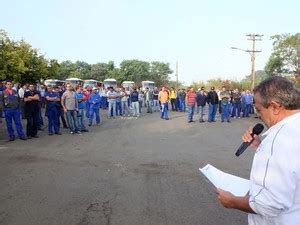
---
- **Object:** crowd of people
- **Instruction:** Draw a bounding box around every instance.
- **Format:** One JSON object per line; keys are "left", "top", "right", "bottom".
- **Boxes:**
{"left": 0, "top": 80, "right": 257, "bottom": 141}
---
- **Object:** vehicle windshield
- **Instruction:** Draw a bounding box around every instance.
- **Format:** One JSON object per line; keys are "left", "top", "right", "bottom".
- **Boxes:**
{"left": 143, "top": 83, "right": 155, "bottom": 89}
{"left": 104, "top": 81, "right": 117, "bottom": 86}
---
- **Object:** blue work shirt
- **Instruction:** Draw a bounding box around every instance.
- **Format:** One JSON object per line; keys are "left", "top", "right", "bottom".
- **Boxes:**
{"left": 45, "top": 91, "right": 60, "bottom": 111}
{"left": 75, "top": 92, "right": 86, "bottom": 109}
{"left": 242, "top": 93, "right": 253, "bottom": 105}
{"left": 89, "top": 93, "right": 101, "bottom": 109}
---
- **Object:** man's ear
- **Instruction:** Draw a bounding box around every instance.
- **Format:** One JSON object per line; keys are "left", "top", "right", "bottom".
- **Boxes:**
{"left": 270, "top": 101, "right": 282, "bottom": 115}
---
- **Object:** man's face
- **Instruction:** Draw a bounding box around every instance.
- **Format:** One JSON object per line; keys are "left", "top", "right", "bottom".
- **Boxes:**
{"left": 6, "top": 82, "right": 13, "bottom": 89}
{"left": 29, "top": 85, "right": 34, "bottom": 91}
{"left": 66, "top": 84, "right": 72, "bottom": 91}
{"left": 254, "top": 93, "right": 276, "bottom": 128}
{"left": 48, "top": 87, "right": 53, "bottom": 92}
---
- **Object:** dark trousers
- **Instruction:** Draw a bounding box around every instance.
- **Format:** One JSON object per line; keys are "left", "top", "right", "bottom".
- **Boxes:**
{"left": 26, "top": 111, "right": 39, "bottom": 137}
{"left": 171, "top": 99, "right": 176, "bottom": 111}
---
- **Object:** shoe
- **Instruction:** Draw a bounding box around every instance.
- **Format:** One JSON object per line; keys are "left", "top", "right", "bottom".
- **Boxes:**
{"left": 27, "top": 136, "right": 32, "bottom": 139}
{"left": 55, "top": 132, "right": 62, "bottom": 135}
{"left": 165, "top": 118, "right": 169, "bottom": 120}
{"left": 32, "top": 135, "right": 39, "bottom": 138}
{"left": 75, "top": 131, "right": 81, "bottom": 134}
{"left": 88, "top": 124, "right": 92, "bottom": 126}
{"left": 48, "top": 133, "right": 53, "bottom": 136}
{"left": 9, "top": 137, "right": 15, "bottom": 141}
{"left": 38, "top": 128, "right": 44, "bottom": 131}
{"left": 199, "top": 120, "right": 205, "bottom": 123}
{"left": 81, "top": 129, "right": 89, "bottom": 132}
{"left": 20, "top": 137, "right": 27, "bottom": 141}
{"left": 70, "top": 131, "right": 75, "bottom": 135}
{"left": 227, "top": 120, "right": 231, "bottom": 123}
{"left": 221, "top": 120, "right": 224, "bottom": 122}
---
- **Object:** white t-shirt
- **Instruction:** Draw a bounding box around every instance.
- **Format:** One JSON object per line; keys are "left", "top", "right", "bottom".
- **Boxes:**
{"left": 248, "top": 112, "right": 300, "bottom": 225}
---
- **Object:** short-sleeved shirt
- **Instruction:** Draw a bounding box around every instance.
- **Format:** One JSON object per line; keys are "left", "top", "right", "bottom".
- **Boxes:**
{"left": 24, "top": 90, "right": 39, "bottom": 113}
{"left": 45, "top": 91, "right": 60, "bottom": 111}
{"left": 248, "top": 112, "right": 300, "bottom": 225}
{"left": 62, "top": 91, "right": 77, "bottom": 110}
{"left": 107, "top": 91, "right": 117, "bottom": 103}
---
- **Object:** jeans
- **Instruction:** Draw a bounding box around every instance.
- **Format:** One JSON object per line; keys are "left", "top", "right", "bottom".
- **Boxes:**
{"left": 89, "top": 107, "right": 100, "bottom": 125}
{"left": 243, "top": 104, "right": 251, "bottom": 117}
{"left": 116, "top": 102, "right": 122, "bottom": 116}
{"left": 161, "top": 103, "right": 169, "bottom": 119}
{"left": 232, "top": 102, "right": 241, "bottom": 117}
{"left": 121, "top": 101, "right": 130, "bottom": 116}
{"left": 146, "top": 100, "right": 152, "bottom": 113}
{"left": 66, "top": 110, "right": 79, "bottom": 132}
{"left": 108, "top": 101, "right": 116, "bottom": 118}
{"left": 221, "top": 102, "right": 230, "bottom": 122}
{"left": 4, "top": 108, "right": 26, "bottom": 138}
{"left": 85, "top": 102, "right": 90, "bottom": 118}
{"left": 131, "top": 101, "right": 140, "bottom": 117}
{"left": 77, "top": 108, "right": 86, "bottom": 130}
{"left": 187, "top": 104, "right": 195, "bottom": 122}
{"left": 198, "top": 105, "right": 205, "bottom": 121}
{"left": 171, "top": 99, "right": 176, "bottom": 111}
{"left": 208, "top": 104, "right": 217, "bottom": 122}
{"left": 153, "top": 100, "right": 160, "bottom": 112}
{"left": 139, "top": 101, "right": 143, "bottom": 114}
{"left": 179, "top": 99, "right": 186, "bottom": 112}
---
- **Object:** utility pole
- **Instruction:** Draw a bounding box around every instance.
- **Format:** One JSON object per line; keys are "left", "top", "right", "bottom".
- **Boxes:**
{"left": 175, "top": 61, "right": 179, "bottom": 89}
{"left": 246, "top": 34, "right": 263, "bottom": 90}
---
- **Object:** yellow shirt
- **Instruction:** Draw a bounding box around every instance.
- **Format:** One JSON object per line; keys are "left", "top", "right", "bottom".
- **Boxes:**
{"left": 170, "top": 90, "right": 176, "bottom": 99}
{"left": 159, "top": 91, "right": 169, "bottom": 103}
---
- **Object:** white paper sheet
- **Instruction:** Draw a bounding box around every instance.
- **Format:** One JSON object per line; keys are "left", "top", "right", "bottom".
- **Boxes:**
{"left": 199, "top": 164, "right": 249, "bottom": 197}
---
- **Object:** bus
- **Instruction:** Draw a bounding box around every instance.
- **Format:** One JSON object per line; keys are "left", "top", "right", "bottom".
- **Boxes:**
{"left": 83, "top": 79, "right": 103, "bottom": 88}
{"left": 44, "top": 79, "right": 65, "bottom": 87}
{"left": 122, "top": 81, "right": 135, "bottom": 90}
{"left": 141, "top": 80, "right": 155, "bottom": 91}
{"left": 103, "top": 78, "right": 117, "bottom": 89}
{"left": 65, "top": 78, "right": 83, "bottom": 87}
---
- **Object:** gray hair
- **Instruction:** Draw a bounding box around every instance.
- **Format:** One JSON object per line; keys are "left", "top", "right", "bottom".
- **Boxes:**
{"left": 253, "top": 76, "right": 300, "bottom": 110}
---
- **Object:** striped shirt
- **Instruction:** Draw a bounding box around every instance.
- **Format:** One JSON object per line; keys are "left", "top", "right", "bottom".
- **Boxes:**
{"left": 186, "top": 91, "right": 196, "bottom": 105}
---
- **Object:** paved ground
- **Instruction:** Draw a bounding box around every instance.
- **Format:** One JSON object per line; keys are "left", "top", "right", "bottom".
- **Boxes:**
{"left": 0, "top": 109, "right": 259, "bottom": 225}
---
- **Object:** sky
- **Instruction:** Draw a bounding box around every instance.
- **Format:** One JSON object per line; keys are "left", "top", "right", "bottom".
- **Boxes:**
{"left": 1, "top": 0, "right": 299, "bottom": 84}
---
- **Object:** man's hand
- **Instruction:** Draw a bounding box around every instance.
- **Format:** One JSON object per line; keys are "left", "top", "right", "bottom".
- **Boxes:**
{"left": 242, "top": 127, "right": 261, "bottom": 149}
{"left": 63, "top": 108, "right": 67, "bottom": 113}
{"left": 217, "top": 188, "right": 255, "bottom": 213}
{"left": 217, "top": 189, "right": 236, "bottom": 208}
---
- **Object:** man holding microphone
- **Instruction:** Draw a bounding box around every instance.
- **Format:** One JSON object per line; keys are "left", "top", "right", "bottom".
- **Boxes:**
{"left": 217, "top": 76, "right": 300, "bottom": 224}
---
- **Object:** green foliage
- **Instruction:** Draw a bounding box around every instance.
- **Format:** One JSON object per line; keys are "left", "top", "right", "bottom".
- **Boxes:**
{"left": 266, "top": 33, "right": 300, "bottom": 75}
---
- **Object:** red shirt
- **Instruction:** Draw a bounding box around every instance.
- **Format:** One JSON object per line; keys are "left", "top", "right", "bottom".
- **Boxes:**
{"left": 186, "top": 91, "right": 196, "bottom": 105}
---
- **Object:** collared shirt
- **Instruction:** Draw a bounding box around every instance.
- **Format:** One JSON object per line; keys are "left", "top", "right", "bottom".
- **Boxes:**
{"left": 248, "top": 112, "right": 300, "bottom": 225}
{"left": 159, "top": 91, "right": 169, "bottom": 103}
{"left": 107, "top": 91, "right": 117, "bottom": 103}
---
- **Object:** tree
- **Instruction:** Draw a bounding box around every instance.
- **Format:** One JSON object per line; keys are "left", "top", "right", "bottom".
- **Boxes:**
{"left": 119, "top": 60, "right": 150, "bottom": 84}
{"left": 90, "top": 63, "right": 110, "bottom": 81}
{"left": 265, "top": 33, "right": 300, "bottom": 76}
{"left": 57, "top": 60, "right": 76, "bottom": 80}
{"left": 47, "top": 59, "right": 60, "bottom": 79}
{"left": 150, "top": 61, "right": 173, "bottom": 87}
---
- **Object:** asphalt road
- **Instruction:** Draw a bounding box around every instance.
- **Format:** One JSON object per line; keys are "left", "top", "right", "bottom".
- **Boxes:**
{"left": 0, "top": 110, "right": 259, "bottom": 225}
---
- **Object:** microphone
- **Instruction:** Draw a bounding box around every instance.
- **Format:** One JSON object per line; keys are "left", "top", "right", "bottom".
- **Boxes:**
{"left": 235, "top": 123, "right": 264, "bottom": 157}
